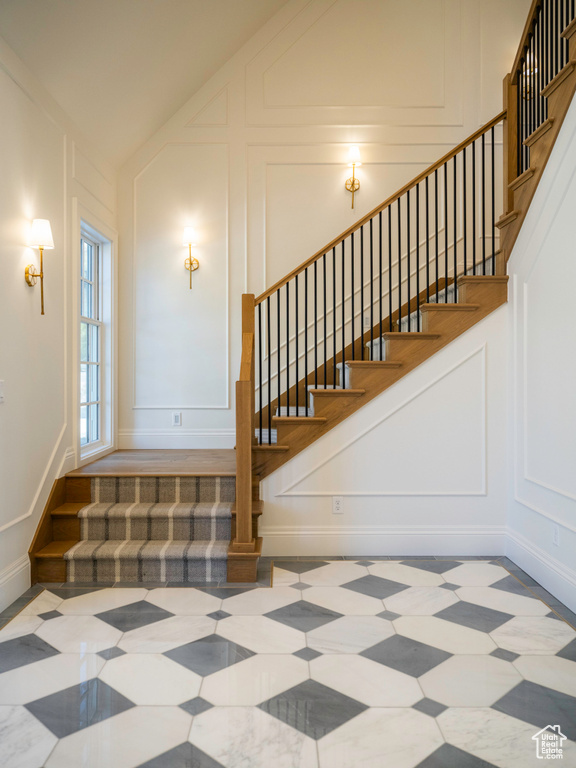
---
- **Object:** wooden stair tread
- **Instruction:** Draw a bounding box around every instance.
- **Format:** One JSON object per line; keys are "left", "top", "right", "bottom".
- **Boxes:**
{"left": 420, "top": 303, "right": 479, "bottom": 312}
{"left": 272, "top": 416, "right": 327, "bottom": 425}
{"left": 382, "top": 332, "right": 440, "bottom": 340}
{"left": 496, "top": 210, "right": 520, "bottom": 228}
{"left": 458, "top": 275, "right": 509, "bottom": 284}
{"left": 541, "top": 60, "right": 576, "bottom": 99}
{"left": 52, "top": 503, "right": 87, "bottom": 517}
{"left": 524, "top": 117, "right": 555, "bottom": 147}
{"left": 36, "top": 541, "right": 76, "bottom": 558}
{"left": 232, "top": 501, "right": 263, "bottom": 517}
{"left": 344, "top": 361, "right": 403, "bottom": 368}
{"left": 308, "top": 388, "right": 365, "bottom": 396}
{"left": 508, "top": 167, "right": 535, "bottom": 191}
{"left": 253, "top": 444, "right": 290, "bottom": 452}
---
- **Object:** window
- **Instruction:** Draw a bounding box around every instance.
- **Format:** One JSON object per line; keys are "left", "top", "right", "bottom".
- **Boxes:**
{"left": 80, "top": 235, "right": 102, "bottom": 447}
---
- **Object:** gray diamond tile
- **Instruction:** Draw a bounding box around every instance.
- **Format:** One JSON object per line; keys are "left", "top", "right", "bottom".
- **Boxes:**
{"left": 38, "top": 610, "right": 62, "bottom": 621}
{"left": 274, "top": 561, "right": 329, "bottom": 574}
{"left": 548, "top": 611, "right": 564, "bottom": 621}
{"left": 341, "top": 575, "right": 409, "bottom": 599}
{"left": 435, "top": 601, "right": 512, "bottom": 633}
{"left": 207, "top": 611, "right": 231, "bottom": 621}
{"left": 25, "top": 679, "right": 134, "bottom": 738}
{"left": 96, "top": 601, "right": 174, "bottom": 632}
{"left": 355, "top": 560, "right": 375, "bottom": 566}
{"left": 97, "top": 647, "right": 127, "bottom": 660}
{"left": 293, "top": 647, "right": 322, "bottom": 661}
{"left": 490, "top": 575, "right": 533, "bottom": 597}
{"left": 136, "top": 742, "right": 224, "bottom": 768}
{"left": 290, "top": 583, "right": 312, "bottom": 591}
{"left": 179, "top": 697, "right": 214, "bottom": 716}
{"left": 440, "top": 583, "right": 460, "bottom": 591}
{"left": 49, "top": 586, "right": 113, "bottom": 599}
{"left": 401, "top": 560, "right": 460, "bottom": 574}
{"left": 0, "top": 633, "right": 59, "bottom": 673}
{"left": 377, "top": 610, "right": 401, "bottom": 621}
{"left": 265, "top": 601, "right": 342, "bottom": 632}
{"left": 413, "top": 698, "right": 448, "bottom": 717}
{"left": 493, "top": 680, "right": 576, "bottom": 740}
{"left": 165, "top": 634, "right": 254, "bottom": 676}
{"left": 196, "top": 587, "right": 255, "bottom": 599}
{"left": 259, "top": 679, "right": 367, "bottom": 740}
{"left": 528, "top": 587, "right": 563, "bottom": 606}
{"left": 416, "top": 743, "right": 498, "bottom": 767}
{"left": 557, "top": 638, "right": 576, "bottom": 662}
{"left": 361, "top": 634, "right": 451, "bottom": 677}
{"left": 490, "top": 648, "right": 519, "bottom": 662}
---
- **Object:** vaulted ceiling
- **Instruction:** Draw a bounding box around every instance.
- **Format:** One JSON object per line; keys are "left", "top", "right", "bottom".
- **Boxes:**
{"left": 0, "top": 0, "right": 289, "bottom": 167}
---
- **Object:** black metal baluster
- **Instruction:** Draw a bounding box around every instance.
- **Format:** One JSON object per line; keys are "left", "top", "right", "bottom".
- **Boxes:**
{"left": 444, "top": 162, "right": 448, "bottom": 300}
{"left": 416, "top": 183, "right": 421, "bottom": 330}
{"left": 426, "top": 176, "right": 430, "bottom": 301}
{"left": 304, "top": 269, "right": 308, "bottom": 416}
{"left": 517, "top": 61, "right": 522, "bottom": 176}
{"left": 286, "top": 282, "right": 290, "bottom": 414}
{"left": 388, "top": 206, "right": 393, "bottom": 334}
{"left": 351, "top": 233, "right": 355, "bottom": 359}
{"left": 360, "top": 227, "right": 364, "bottom": 358}
{"left": 463, "top": 145, "right": 467, "bottom": 276}
{"left": 267, "top": 297, "right": 271, "bottom": 442}
{"left": 341, "top": 240, "right": 346, "bottom": 387}
{"left": 398, "top": 197, "right": 403, "bottom": 324}
{"left": 323, "top": 253, "right": 327, "bottom": 384}
{"left": 472, "top": 140, "right": 477, "bottom": 274}
{"left": 379, "top": 211, "right": 383, "bottom": 340}
{"left": 314, "top": 261, "right": 318, "bottom": 389}
{"left": 406, "top": 189, "right": 411, "bottom": 329}
{"left": 276, "top": 289, "right": 281, "bottom": 415}
{"left": 435, "top": 169, "right": 440, "bottom": 299}
{"left": 482, "top": 132, "right": 486, "bottom": 274}
{"left": 295, "top": 274, "right": 299, "bottom": 414}
{"left": 491, "top": 125, "right": 495, "bottom": 270}
{"left": 258, "top": 302, "right": 262, "bottom": 443}
{"left": 370, "top": 219, "right": 374, "bottom": 353}
{"left": 333, "top": 247, "right": 337, "bottom": 388}
{"left": 453, "top": 155, "right": 457, "bottom": 301}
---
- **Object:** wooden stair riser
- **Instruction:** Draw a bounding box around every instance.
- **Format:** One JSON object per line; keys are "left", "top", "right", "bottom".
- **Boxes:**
{"left": 457, "top": 278, "right": 509, "bottom": 310}
{"left": 384, "top": 335, "right": 442, "bottom": 363}
{"left": 308, "top": 391, "right": 365, "bottom": 419}
{"left": 542, "top": 61, "right": 576, "bottom": 116}
{"left": 346, "top": 366, "right": 404, "bottom": 391}
{"left": 275, "top": 421, "right": 326, "bottom": 445}
{"left": 420, "top": 306, "right": 480, "bottom": 335}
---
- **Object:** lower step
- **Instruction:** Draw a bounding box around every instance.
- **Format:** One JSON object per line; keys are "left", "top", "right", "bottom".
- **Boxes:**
{"left": 64, "top": 539, "right": 229, "bottom": 583}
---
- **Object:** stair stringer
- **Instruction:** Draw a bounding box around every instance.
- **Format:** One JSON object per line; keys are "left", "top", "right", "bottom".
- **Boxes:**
{"left": 253, "top": 276, "right": 508, "bottom": 480}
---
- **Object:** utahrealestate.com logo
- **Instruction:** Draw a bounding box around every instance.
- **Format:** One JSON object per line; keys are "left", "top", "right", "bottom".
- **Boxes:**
{"left": 532, "top": 725, "right": 567, "bottom": 760}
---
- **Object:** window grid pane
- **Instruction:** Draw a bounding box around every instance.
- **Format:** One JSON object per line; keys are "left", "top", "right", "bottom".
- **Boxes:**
{"left": 80, "top": 234, "right": 102, "bottom": 447}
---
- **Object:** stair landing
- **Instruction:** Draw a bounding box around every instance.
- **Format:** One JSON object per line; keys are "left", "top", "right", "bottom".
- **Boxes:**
{"left": 68, "top": 449, "right": 236, "bottom": 477}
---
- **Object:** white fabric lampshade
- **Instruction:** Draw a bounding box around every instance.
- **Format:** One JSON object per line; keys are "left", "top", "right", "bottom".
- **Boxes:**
{"left": 30, "top": 219, "right": 54, "bottom": 249}
{"left": 182, "top": 227, "right": 197, "bottom": 246}
{"left": 347, "top": 146, "right": 362, "bottom": 167}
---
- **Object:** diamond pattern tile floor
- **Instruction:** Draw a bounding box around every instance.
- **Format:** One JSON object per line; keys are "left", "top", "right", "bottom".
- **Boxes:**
{"left": 1, "top": 558, "right": 575, "bottom": 767}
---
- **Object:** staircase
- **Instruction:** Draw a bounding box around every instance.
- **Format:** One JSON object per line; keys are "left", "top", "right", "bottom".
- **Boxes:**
{"left": 28, "top": 1, "right": 576, "bottom": 584}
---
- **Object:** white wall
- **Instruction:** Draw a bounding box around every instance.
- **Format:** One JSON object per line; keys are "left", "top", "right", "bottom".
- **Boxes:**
{"left": 260, "top": 308, "right": 508, "bottom": 555}
{"left": 118, "top": 0, "right": 530, "bottom": 448}
{"left": 506, "top": 96, "right": 576, "bottom": 612}
{"left": 0, "top": 39, "right": 117, "bottom": 610}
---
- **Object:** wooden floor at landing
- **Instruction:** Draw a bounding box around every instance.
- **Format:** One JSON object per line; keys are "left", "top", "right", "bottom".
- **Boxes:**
{"left": 67, "top": 450, "right": 236, "bottom": 477}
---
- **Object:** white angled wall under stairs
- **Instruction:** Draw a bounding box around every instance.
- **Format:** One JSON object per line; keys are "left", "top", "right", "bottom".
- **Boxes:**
{"left": 260, "top": 306, "right": 508, "bottom": 557}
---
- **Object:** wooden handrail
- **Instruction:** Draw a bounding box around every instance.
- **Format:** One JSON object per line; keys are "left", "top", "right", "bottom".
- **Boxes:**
{"left": 510, "top": 0, "right": 542, "bottom": 81}
{"left": 255, "top": 111, "right": 506, "bottom": 304}
{"left": 239, "top": 333, "right": 254, "bottom": 382}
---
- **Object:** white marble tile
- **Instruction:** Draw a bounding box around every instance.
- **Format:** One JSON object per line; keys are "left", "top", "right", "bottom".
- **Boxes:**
{"left": 441, "top": 562, "right": 507, "bottom": 587}
{"left": 0, "top": 705, "right": 58, "bottom": 768}
{"left": 45, "top": 706, "right": 192, "bottom": 768}
{"left": 0, "top": 615, "right": 43, "bottom": 642}
{"left": 201, "top": 654, "right": 308, "bottom": 706}
{"left": 514, "top": 655, "right": 576, "bottom": 698}
{"left": 303, "top": 586, "right": 384, "bottom": 616}
{"left": 318, "top": 708, "right": 443, "bottom": 768}
{"left": 118, "top": 615, "right": 216, "bottom": 654}
{"left": 384, "top": 586, "right": 458, "bottom": 615}
{"left": 491, "top": 616, "right": 576, "bottom": 655}
{"left": 393, "top": 616, "right": 498, "bottom": 654}
{"left": 221, "top": 587, "right": 300, "bottom": 616}
{"left": 307, "top": 616, "right": 393, "bottom": 654}
{"left": 367, "top": 563, "right": 444, "bottom": 587}
{"left": 217, "top": 615, "right": 306, "bottom": 654}
{"left": 145, "top": 587, "right": 221, "bottom": 615}
{"left": 301, "top": 562, "right": 369, "bottom": 586}
{"left": 420, "top": 655, "right": 522, "bottom": 707}
{"left": 35, "top": 614, "right": 122, "bottom": 653}
{"left": 189, "top": 706, "right": 319, "bottom": 768}
{"left": 99, "top": 653, "right": 201, "bottom": 705}
{"left": 58, "top": 588, "right": 148, "bottom": 615}
{"left": 311, "top": 654, "right": 422, "bottom": 707}
{"left": 272, "top": 568, "right": 301, "bottom": 586}
{"left": 20, "top": 590, "right": 63, "bottom": 616}
{"left": 456, "top": 586, "right": 550, "bottom": 616}
{"left": 437, "top": 707, "right": 576, "bottom": 768}
{"left": 0, "top": 653, "right": 105, "bottom": 705}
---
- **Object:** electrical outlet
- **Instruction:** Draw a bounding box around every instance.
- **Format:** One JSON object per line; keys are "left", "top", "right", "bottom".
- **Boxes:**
{"left": 172, "top": 412, "right": 182, "bottom": 427}
{"left": 332, "top": 496, "right": 344, "bottom": 514}
{"left": 553, "top": 524, "right": 560, "bottom": 546}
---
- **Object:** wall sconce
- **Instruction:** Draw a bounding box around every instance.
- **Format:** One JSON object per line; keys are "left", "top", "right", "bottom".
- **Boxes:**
{"left": 522, "top": 54, "right": 538, "bottom": 100}
{"left": 25, "top": 219, "right": 54, "bottom": 315}
{"left": 345, "top": 146, "right": 362, "bottom": 209}
{"left": 182, "top": 227, "right": 199, "bottom": 289}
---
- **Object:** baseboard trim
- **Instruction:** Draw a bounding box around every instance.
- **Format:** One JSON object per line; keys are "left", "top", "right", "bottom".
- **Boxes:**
{"left": 0, "top": 555, "right": 30, "bottom": 613}
{"left": 260, "top": 525, "right": 506, "bottom": 557}
{"left": 506, "top": 529, "right": 576, "bottom": 612}
{"left": 118, "top": 429, "right": 235, "bottom": 450}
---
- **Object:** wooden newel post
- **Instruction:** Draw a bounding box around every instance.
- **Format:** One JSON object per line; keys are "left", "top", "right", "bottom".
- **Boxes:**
{"left": 503, "top": 73, "right": 518, "bottom": 215}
